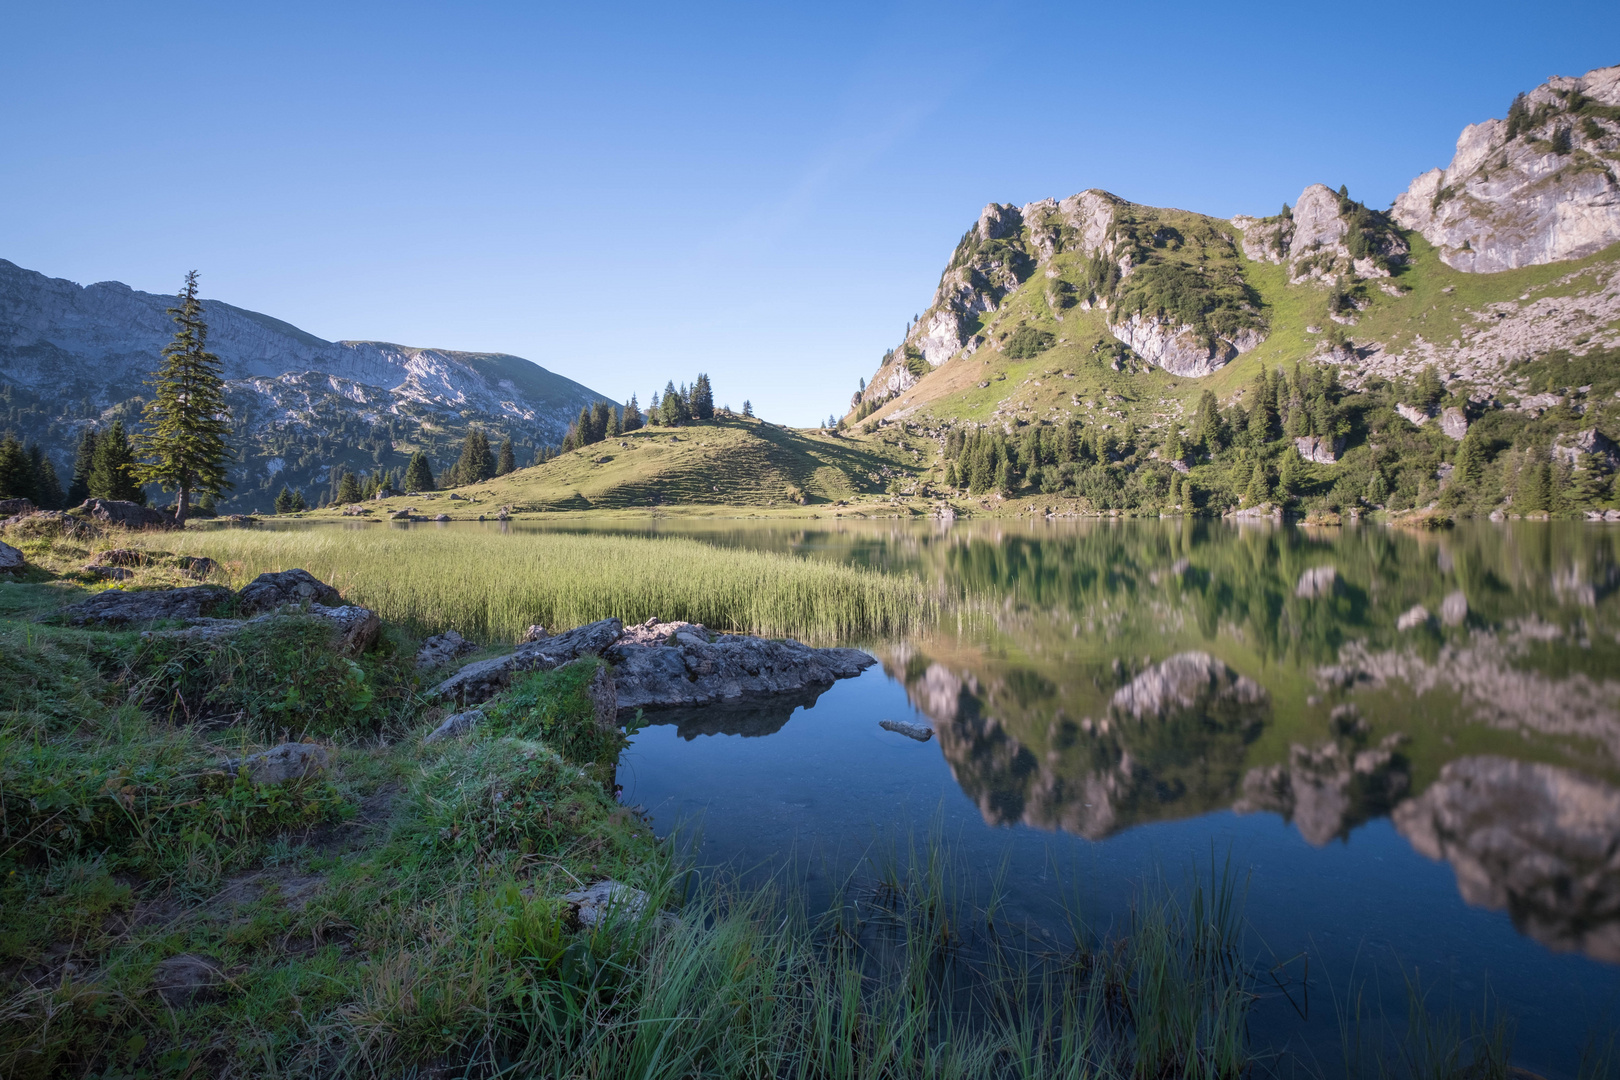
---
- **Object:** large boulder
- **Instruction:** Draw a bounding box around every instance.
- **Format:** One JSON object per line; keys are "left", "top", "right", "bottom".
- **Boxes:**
{"left": 236, "top": 569, "right": 342, "bottom": 613}
{"left": 433, "top": 618, "right": 625, "bottom": 705}
{"left": 56, "top": 585, "right": 233, "bottom": 626}
{"left": 609, "top": 631, "right": 874, "bottom": 713}
{"left": 141, "top": 603, "right": 380, "bottom": 656}
{"left": 416, "top": 629, "right": 476, "bottom": 670}
{"left": 0, "top": 540, "right": 23, "bottom": 573}
{"left": 0, "top": 497, "right": 37, "bottom": 518}
{"left": 77, "top": 498, "right": 176, "bottom": 530}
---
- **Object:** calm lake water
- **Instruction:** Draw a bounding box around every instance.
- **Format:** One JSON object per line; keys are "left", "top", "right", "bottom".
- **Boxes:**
{"left": 442, "top": 516, "right": 1620, "bottom": 1073}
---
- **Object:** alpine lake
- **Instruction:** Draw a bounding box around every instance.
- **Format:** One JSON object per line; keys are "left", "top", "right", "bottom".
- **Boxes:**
{"left": 355, "top": 514, "right": 1620, "bottom": 1074}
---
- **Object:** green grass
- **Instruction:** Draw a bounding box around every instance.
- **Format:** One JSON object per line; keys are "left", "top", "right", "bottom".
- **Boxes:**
{"left": 136, "top": 525, "right": 941, "bottom": 644}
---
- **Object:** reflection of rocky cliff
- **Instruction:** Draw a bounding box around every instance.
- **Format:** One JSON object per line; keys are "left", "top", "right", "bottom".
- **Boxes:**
{"left": 1393, "top": 756, "right": 1620, "bottom": 963}
{"left": 1235, "top": 727, "right": 1411, "bottom": 846}
{"left": 897, "top": 651, "right": 1271, "bottom": 839}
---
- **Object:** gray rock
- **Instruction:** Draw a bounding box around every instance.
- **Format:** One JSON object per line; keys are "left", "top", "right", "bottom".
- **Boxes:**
{"left": 422, "top": 710, "right": 483, "bottom": 744}
{"left": 880, "top": 718, "right": 934, "bottom": 741}
{"left": 1392, "top": 755, "right": 1620, "bottom": 962}
{"left": 1552, "top": 428, "right": 1619, "bottom": 470}
{"left": 92, "top": 548, "right": 146, "bottom": 567}
{"left": 416, "top": 629, "right": 476, "bottom": 670}
{"left": 77, "top": 498, "right": 176, "bottom": 530}
{"left": 520, "top": 624, "right": 550, "bottom": 643}
{"left": 236, "top": 568, "right": 343, "bottom": 613}
{"left": 1440, "top": 590, "right": 1469, "bottom": 626}
{"left": 141, "top": 604, "right": 379, "bottom": 655}
{"left": 55, "top": 584, "right": 233, "bottom": 626}
{"left": 1397, "top": 604, "right": 1432, "bottom": 631}
{"left": 1293, "top": 434, "right": 1345, "bottom": 464}
{"left": 1110, "top": 653, "right": 1267, "bottom": 720}
{"left": 0, "top": 540, "right": 23, "bottom": 572}
{"left": 0, "top": 498, "right": 38, "bottom": 518}
{"left": 1295, "top": 566, "right": 1338, "bottom": 599}
{"left": 152, "top": 954, "right": 224, "bottom": 1007}
{"left": 1396, "top": 402, "right": 1431, "bottom": 426}
{"left": 308, "top": 603, "right": 381, "bottom": 654}
{"left": 1440, "top": 406, "right": 1469, "bottom": 441}
{"left": 222, "top": 742, "right": 329, "bottom": 785}
{"left": 433, "top": 618, "right": 624, "bottom": 705}
{"left": 84, "top": 565, "right": 134, "bottom": 581}
{"left": 178, "top": 555, "right": 218, "bottom": 579}
{"left": 610, "top": 633, "right": 874, "bottom": 713}
{"left": 1235, "top": 736, "right": 1410, "bottom": 846}
{"left": 562, "top": 880, "right": 650, "bottom": 929}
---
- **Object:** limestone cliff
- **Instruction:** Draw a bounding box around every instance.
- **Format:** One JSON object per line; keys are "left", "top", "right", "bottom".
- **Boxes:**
{"left": 1392, "top": 64, "right": 1620, "bottom": 272}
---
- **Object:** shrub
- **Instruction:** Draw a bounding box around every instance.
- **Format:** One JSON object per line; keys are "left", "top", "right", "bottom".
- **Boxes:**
{"left": 483, "top": 660, "right": 634, "bottom": 791}
{"left": 1004, "top": 326, "right": 1055, "bottom": 359}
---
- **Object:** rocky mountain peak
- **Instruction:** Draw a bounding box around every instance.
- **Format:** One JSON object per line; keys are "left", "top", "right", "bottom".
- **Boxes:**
{"left": 1393, "top": 63, "right": 1620, "bottom": 272}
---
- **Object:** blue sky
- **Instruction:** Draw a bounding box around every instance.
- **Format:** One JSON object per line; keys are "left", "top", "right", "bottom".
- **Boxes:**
{"left": 2, "top": 2, "right": 1615, "bottom": 425}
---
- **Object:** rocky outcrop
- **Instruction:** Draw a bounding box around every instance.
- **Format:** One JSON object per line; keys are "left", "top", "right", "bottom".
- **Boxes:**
{"left": 222, "top": 742, "right": 330, "bottom": 785}
{"left": 1552, "top": 428, "right": 1619, "bottom": 469}
{"left": 1439, "top": 406, "right": 1469, "bottom": 441}
{"left": 1232, "top": 183, "right": 1408, "bottom": 283}
{"left": 77, "top": 498, "right": 175, "bottom": 530}
{"left": 433, "top": 618, "right": 625, "bottom": 705}
{"left": 0, "top": 498, "right": 37, "bottom": 518}
{"left": 563, "top": 880, "right": 651, "bottom": 929}
{"left": 1393, "top": 756, "right": 1620, "bottom": 962}
{"left": 423, "top": 710, "right": 483, "bottom": 745}
{"left": 1110, "top": 652, "right": 1267, "bottom": 721}
{"left": 236, "top": 568, "right": 343, "bottom": 613}
{"left": 1235, "top": 736, "right": 1410, "bottom": 846}
{"left": 1293, "top": 435, "right": 1344, "bottom": 464}
{"left": 141, "top": 603, "right": 381, "bottom": 656}
{"left": 56, "top": 585, "right": 234, "bottom": 626}
{"left": 0, "top": 540, "right": 23, "bottom": 572}
{"left": 609, "top": 626, "right": 874, "bottom": 713}
{"left": 1110, "top": 314, "right": 1263, "bottom": 378}
{"left": 1392, "top": 65, "right": 1620, "bottom": 272}
{"left": 416, "top": 629, "right": 477, "bottom": 670}
{"left": 1295, "top": 566, "right": 1338, "bottom": 599}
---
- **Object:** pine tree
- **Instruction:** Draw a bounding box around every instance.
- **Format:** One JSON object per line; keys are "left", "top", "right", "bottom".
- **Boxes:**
{"left": 292, "top": 488, "right": 308, "bottom": 512}
{"left": 1505, "top": 92, "right": 1530, "bottom": 140}
{"left": 590, "top": 401, "right": 611, "bottom": 443}
{"left": 1456, "top": 428, "right": 1486, "bottom": 485}
{"left": 132, "top": 271, "right": 232, "bottom": 524}
{"left": 622, "top": 395, "right": 642, "bottom": 432}
{"left": 450, "top": 427, "right": 495, "bottom": 485}
{"left": 996, "top": 458, "right": 1017, "bottom": 496}
{"left": 275, "top": 484, "right": 295, "bottom": 514}
{"left": 1517, "top": 454, "right": 1551, "bottom": 513}
{"left": 944, "top": 461, "right": 959, "bottom": 489}
{"left": 1169, "top": 472, "right": 1182, "bottom": 507}
{"left": 497, "top": 438, "right": 516, "bottom": 476}
{"left": 661, "top": 381, "right": 685, "bottom": 426}
{"left": 742, "top": 400, "right": 754, "bottom": 418}
{"left": 691, "top": 373, "right": 714, "bottom": 420}
{"left": 336, "top": 469, "right": 363, "bottom": 505}
{"left": 646, "top": 392, "right": 661, "bottom": 426}
{"left": 0, "top": 435, "right": 33, "bottom": 501}
{"left": 1244, "top": 461, "right": 1269, "bottom": 506}
{"left": 67, "top": 428, "right": 98, "bottom": 505}
{"left": 404, "top": 451, "right": 435, "bottom": 492}
{"left": 90, "top": 420, "right": 144, "bottom": 503}
{"left": 30, "top": 446, "right": 65, "bottom": 510}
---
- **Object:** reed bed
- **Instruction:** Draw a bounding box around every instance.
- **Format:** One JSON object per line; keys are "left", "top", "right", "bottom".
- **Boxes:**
{"left": 148, "top": 526, "right": 940, "bottom": 643}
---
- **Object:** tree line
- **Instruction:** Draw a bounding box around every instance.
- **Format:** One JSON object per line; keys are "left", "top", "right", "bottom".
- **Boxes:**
{"left": 558, "top": 374, "right": 726, "bottom": 454}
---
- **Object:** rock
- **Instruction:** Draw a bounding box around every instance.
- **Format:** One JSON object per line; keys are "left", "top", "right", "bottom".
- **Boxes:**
{"left": 1397, "top": 604, "right": 1431, "bottom": 631}
{"left": 77, "top": 498, "right": 176, "bottom": 530}
{"left": 1392, "top": 755, "right": 1620, "bottom": 962}
{"left": 0, "top": 497, "right": 38, "bottom": 518}
{"left": 84, "top": 565, "right": 134, "bottom": 581}
{"left": 55, "top": 585, "right": 233, "bottom": 626}
{"left": 1295, "top": 566, "right": 1338, "bottom": 599}
{"left": 92, "top": 548, "right": 146, "bottom": 567}
{"left": 1392, "top": 65, "right": 1620, "bottom": 272}
{"left": 610, "top": 632, "right": 874, "bottom": 713}
{"left": 236, "top": 569, "right": 342, "bottom": 613}
{"left": 1110, "top": 652, "right": 1267, "bottom": 720}
{"left": 308, "top": 603, "right": 381, "bottom": 654}
{"left": 152, "top": 954, "right": 224, "bottom": 1007}
{"left": 433, "top": 618, "right": 624, "bottom": 705}
{"left": 0, "top": 540, "right": 23, "bottom": 572}
{"left": 1235, "top": 737, "right": 1410, "bottom": 846}
{"left": 586, "top": 664, "right": 617, "bottom": 731}
{"left": 562, "top": 880, "right": 650, "bottom": 929}
{"left": 1440, "top": 590, "right": 1469, "bottom": 626}
{"left": 1329, "top": 703, "right": 1369, "bottom": 737}
{"left": 520, "top": 625, "right": 550, "bottom": 643}
{"left": 1293, "top": 434, "right": 1344, "bottom": 464}
{"left": 222, "top": 742, "right": 329, "bottom": 785}
{"left": 448, "top": 493, "right": 465, "bottom": 501}
{"left": 422, "top": 710, "right": 482, "bottom": 745}
{"left": 177, "top": 555, "right": 217, "bottom": 579}
{"left": 435, "top": 514, "right": 450, "bottom": 522}
{"left": 1108, "top": 312, "right": 1262, "bottom": 378}
{"left": 880, "top": 718, "right": 934, "bottom": 741}
{"left": 1395, "top": 402, "right": 1431, "bottom": 426}
{"left": 1440, "top": 406, "right": 1469, "bottom": 441}
{"left": 1552, "top": 428, "right": 1620, "bottom": 469}
{"left": 417, "top": 630, "right": 477, "bottom": 670}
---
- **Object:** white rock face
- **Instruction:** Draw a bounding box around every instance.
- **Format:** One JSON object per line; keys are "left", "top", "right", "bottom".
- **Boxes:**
{"left": 1440, "top": 406, "right": 1469, "bottom": 441}
{"left": 1231, "top": 183, "right": 1407, "bottom": 284}
{"left": 1110, "top": 314, "right": 1262, "bottom": 378}
{"left": 1392, "top": 64, "right": 1620, "bottom": 272}
{"left": 1294, "top": 435, "right": 1344, "bottom": 464}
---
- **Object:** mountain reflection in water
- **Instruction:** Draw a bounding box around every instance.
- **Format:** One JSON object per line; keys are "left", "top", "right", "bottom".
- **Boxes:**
{"left": 619, "top": 516, "right": 1620, "bottom": 970}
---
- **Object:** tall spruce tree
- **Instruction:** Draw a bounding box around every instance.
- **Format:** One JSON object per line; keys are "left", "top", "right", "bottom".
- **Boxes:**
{"left": 451, "top": 427, "right": 495, "bottom": 485}
{"left": 661, "top": 381, "right": 684, "bottom": 425}
{"left": 496, "top": 438, "right": 516, "bottom": 476}
{"left": 67, "top": 428, "right": 98, "bottom": 505}
{"left": 335, "top": 469, "right": 363, "bottom": 505}
{"left": 28, "top": 445, "right": 65, "bottom": 509}
{"left": 90, "top": 420, "right": 144, "bottom": 503}
{"left": 0, "top": 435, "right": 33, "bottom": 501}
{"left": 404, "top": 451, "right": 435, "bottom": 492}
{"left": 274, "top": 484, "right": 296, "bottom": 514}
{"left": 622, "top": 395, "right": 642, "bottom": 432}
{"left": 133, "top": 271, "right": 232, "bottom": 524}
{"left": 691, "top": 373, "right": 714, "bottom": 420}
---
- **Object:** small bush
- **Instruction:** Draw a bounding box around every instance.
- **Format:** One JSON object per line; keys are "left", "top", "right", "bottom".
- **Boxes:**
{"left": 1004, "top": 325, "right": 1056, "bottom": 359}
{"left": 484, "top": 660, "right": 635, "bottom": 791}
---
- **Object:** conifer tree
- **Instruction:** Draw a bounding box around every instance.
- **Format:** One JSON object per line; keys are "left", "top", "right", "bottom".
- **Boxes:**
{"left": 661, "top": 381, "right": 686, "bottom": 426}
{"left": 622, "top": 395, "right": 642, "bottom": 432}
{"left": 90, "top": 420, "right": 144, "bottom": 503}
{"left": 742, "top": 399, "right": 753, "bottom": 418}
{"left": 68, "top": 428, "right": 98, "bottom": 505}
{"left": 605, "top": 406, "right": 621, "bottom": 439}
{"left": 691, "top": 373, "right": 714, "bottom": 420}
{"left": 576, "top": 405, "right": 594, "bottom": 445}
{"left": 1244, "top": 460, "right": 1269, "bottom": 506}
{"left": 1169, "top": 472, "right": 1182, "bottom": 507}
{"left": 497, "top": 438, "right": 516, "bottom": 476}
{"left": 132, "top": 271, "right": 232, "bottom": 524}
{"left": 646, "top": 392, "right": 661, "bottom": 425}
{"left": 1456, "top": 428, "right": 1486, "bottom": 485}
{"left": 0, "top": 435, "right": 32, "bottom": 501}
{"left": 944, "top": 461, "right": 959, "bottom": 489}
{"left": 274, "top": 484, "right": 295, "bottom": 514}
{"left": 1517, "top": 454, "right": 1551, "bottom": 513}
{"left": 336, "top": 469, "right": 363, "bottom": 505}
{"left": 404, "top": 451, "right": 435, "bottom": 492}
{"left": 1505, "top": 92, "right": 1530, "bottom": 139}
{"left": 29, "top": 445, "right": 65, "bottom": 509}
{"left": 292, "top": 488, "right": 307, "bottom": 512}
{"left": 996, "top": 457, "right": 1016, "bottom": 496}
{"left": 450, "top": 427, "right": 495, "bottom": 485}
{"left": 590, "top": 401, "right": 611, "bottom": 443}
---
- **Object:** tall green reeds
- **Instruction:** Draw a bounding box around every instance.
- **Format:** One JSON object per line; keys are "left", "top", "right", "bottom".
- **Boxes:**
{"left": 146, "top": 527, "right": 939, "bottom": 643}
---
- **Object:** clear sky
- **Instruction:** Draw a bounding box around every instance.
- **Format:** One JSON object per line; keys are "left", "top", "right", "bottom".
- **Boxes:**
{"left": 2, "top": 2, "right": 1615, "bottom": 426}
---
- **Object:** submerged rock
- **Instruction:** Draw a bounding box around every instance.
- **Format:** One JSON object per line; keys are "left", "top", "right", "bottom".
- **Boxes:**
{"left": 880, "top": 718, "right": 934, "bottom": 742}
{"left": 222, "top": 742, "right": 330, "bottom": 785}
{"left": 1393, "top": 755, "right": 1620, "bottom": 963}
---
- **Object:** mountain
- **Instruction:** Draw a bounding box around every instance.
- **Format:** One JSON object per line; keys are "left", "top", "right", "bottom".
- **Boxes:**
{"left": 0, "top": 259, "right": 613, "bottom": 510}
{"left": 850, "top": 64, "right": 1620, "bottom": 427}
